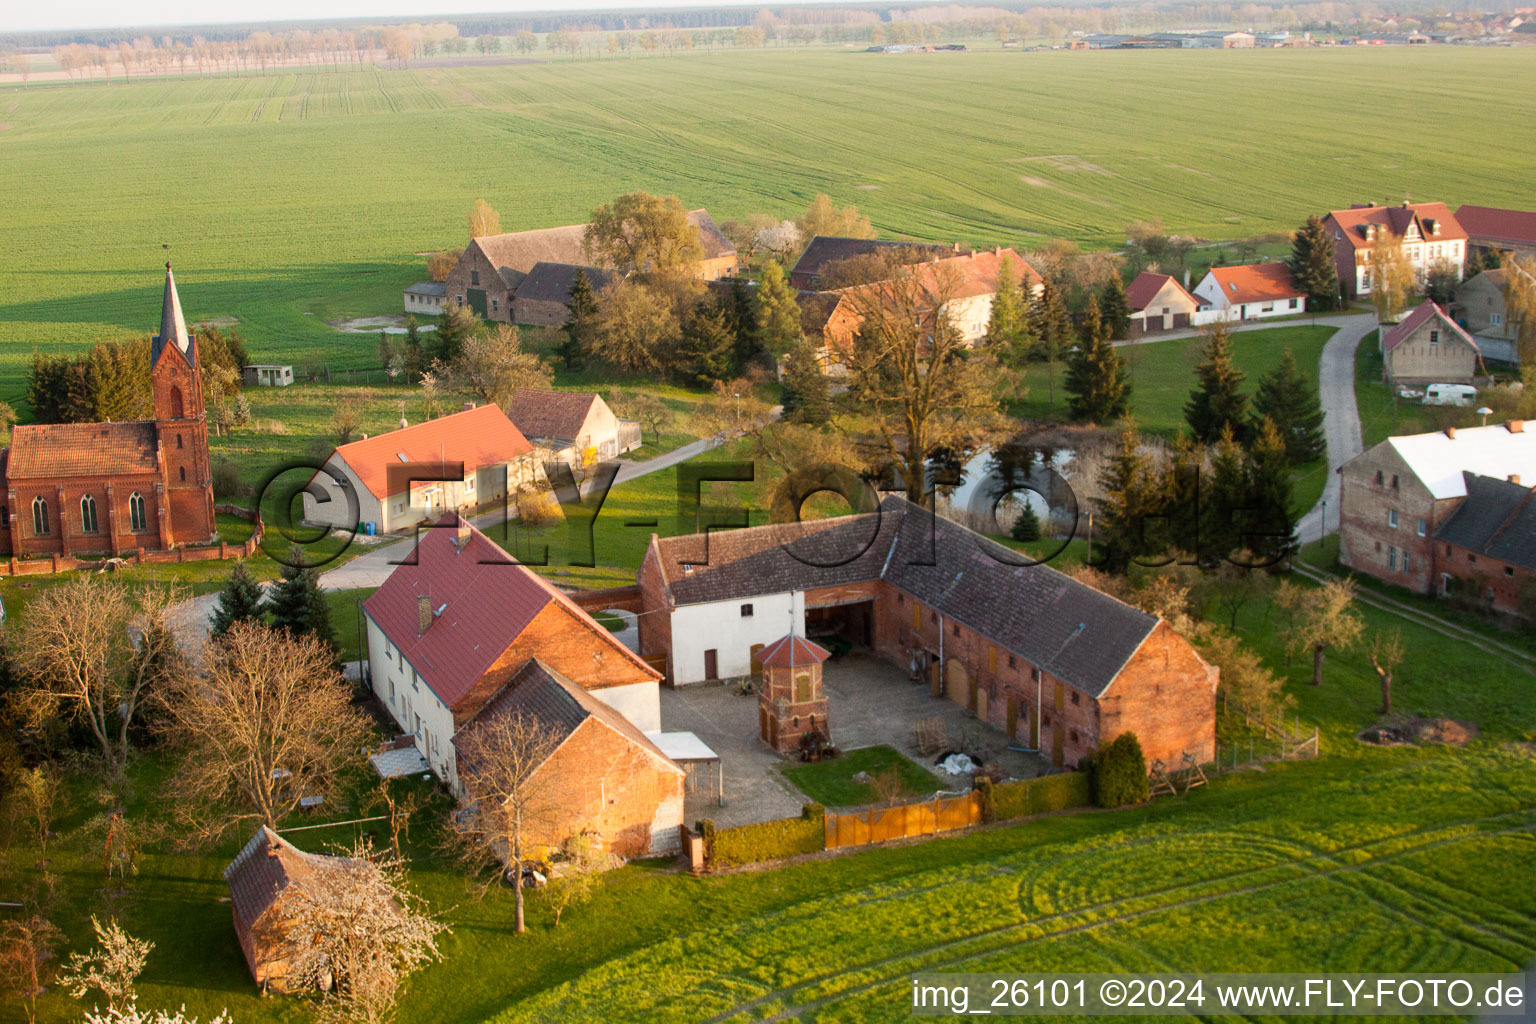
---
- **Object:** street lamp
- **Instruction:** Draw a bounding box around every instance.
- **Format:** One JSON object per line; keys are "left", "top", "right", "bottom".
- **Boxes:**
{"left": 733, "top": 392, "right": 741, "bottom": 423}
{"left": 1476, "top": 405, "right": 1493, "bottom": 427}
{"left": 1320, "top": 498, "right": 1327, "bottom": 546}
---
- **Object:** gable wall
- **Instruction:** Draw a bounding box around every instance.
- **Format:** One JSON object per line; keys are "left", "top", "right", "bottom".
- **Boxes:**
{"left": 444, "top": 244, "right": 514, "bottom": 322}
{"left": 1096, "top": 622, "right": 1217, "bottom": 766}
{"left": 1385, "top": 318, "right": 1478, "bottom": 384}
{"left": 528, "top": 719, "right": 684, "bottom": 858}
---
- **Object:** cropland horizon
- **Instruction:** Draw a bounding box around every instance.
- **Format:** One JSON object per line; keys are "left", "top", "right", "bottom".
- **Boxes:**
{"left": 1, "top": 45, "right": 1534, "bottom": 402}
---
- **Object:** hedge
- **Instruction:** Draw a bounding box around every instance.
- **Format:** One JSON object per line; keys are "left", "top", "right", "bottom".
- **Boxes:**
{"left": 992, "top": 771, "right": 1092, "bottom": 821}
{"left": 1086, "top": 732, "right": 1150, "bottom": 808}
{"left": 709, "top": 803, "right": 825, "bottom": 868}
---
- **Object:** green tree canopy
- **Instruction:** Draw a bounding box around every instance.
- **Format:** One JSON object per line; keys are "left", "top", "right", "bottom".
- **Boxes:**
{"left": 1065, "top": 295, "right": 1131, "bottom": 423}
{"left": 1288, "top": 214, "right": 1340, "bottom": 311}
{"left": 1252, "top": 348, "right": 1325, "bottom": 464}
{"left": 1184, "top": 324, "right": 1248, "bottom": 444}
{"left": 210, "top": 562, "right": 265, "bottom": 638}
{"left": 756, "top": 261, "right": 804, "bottom": 357}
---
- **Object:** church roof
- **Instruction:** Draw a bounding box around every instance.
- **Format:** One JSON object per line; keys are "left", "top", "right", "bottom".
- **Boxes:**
{"left": 7, "top": 421, "right": 160, "bottom": 478}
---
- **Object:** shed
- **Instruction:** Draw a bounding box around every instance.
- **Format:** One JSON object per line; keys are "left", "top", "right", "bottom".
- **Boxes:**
{"left": 242, "top": 364, "right": 293, "bottom": 387}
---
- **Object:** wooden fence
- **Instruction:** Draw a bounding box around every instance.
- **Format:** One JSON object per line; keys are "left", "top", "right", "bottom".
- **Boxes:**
{"left": 824, "top": 791, "right": 981, "bottom": 851}
{"left": 1215, "top": 694, "right": 1320, "bottom": 774}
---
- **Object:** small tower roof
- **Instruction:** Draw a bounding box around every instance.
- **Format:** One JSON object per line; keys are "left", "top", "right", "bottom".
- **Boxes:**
{"left": 152, "top": 262, "right": 192, "bottom": 364}
{"left": 757, "top": 634, "right": 831, "bottom": 669}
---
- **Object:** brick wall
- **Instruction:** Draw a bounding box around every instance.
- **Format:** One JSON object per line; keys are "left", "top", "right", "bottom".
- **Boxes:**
{"left": 444, "top": 245, "right": 514, "bottom": 322}
{"left": 1339, "top": 444, "right": 1444, "bottom": 594}
{"left": 530, "top": 718, "right": 684, "bottom": 857}
{"left": 513, "top": 296, "right": 570, "bottom": 327}
{"left": 637, "top": 541, "right": 674, "bottom": 676}
{"left": 1097, "top": 622, "right": 1218, "bottom": 767}
{"left": 1437, "top": 540, "right": 1536, "bottom": 620}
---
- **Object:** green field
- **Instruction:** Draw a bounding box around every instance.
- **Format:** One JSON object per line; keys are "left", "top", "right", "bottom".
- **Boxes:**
{"left": 3, "top": 46, "right": 1536, "bottom": 403}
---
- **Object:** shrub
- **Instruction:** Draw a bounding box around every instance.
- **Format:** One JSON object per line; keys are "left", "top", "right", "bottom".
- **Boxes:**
{"left": 210, "top": 460, "right": 242, "bottom": 498}
{"left": 992, "top": 771, "right": 1092, "bottom": 820}
{"left": 972, "top": 775, "right": 995, "bottom": 823}
{"left": 709, "top": 803, "right": 824, "bottom": 868}
{"left": 1010, "top": 504, "right": 1041, "bottom": 542}
{"left": 1087, "top": 732, "right": 1149, "bottom": 808}
{"left": 262, "top": 419, "right": 289, "bottom": 435}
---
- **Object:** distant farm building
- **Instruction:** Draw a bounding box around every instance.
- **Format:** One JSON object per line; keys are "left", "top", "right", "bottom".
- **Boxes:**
{"left": 1127, "top": 271, "right": 1199, "bottom": 335}
{"left": 503, "top": 388, "right": 641, "bottom": 471}
{"left": 1379, "top": 300, "right": 1483, "bottom": 385}
{"left": 242, "top": 364, "right": 293, "bottom": 387}
{"left": 403, "top": 281, "right": 446, "bottom": 315}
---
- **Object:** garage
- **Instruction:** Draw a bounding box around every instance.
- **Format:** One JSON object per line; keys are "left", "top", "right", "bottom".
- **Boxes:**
{"left": 805, "top": 597, "right": 876, "bottom": 652}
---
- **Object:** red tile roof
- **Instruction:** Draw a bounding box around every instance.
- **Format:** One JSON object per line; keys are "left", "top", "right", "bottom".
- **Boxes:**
{"left": 224, "top": 826, "right": 350, "bottom": 946}
{"left": 1126, "top": 271, "right": 1197, "bottom": 311}
{"left": 1325, "top": 202, "right": 1466, "bottom": 250}
{"left": 329, "top": 405, "right": 532, "bottom": 500}
{"left": 503, "top": 388, "right": 601, "bottom": 444}
{"left": 7, "top": 421, "right": 160, "bottom": 478}
{"left": 756, "top": 634, "right": 831, "bottom": 669}
{"left": 1381, "top": 299, "right": 1480, "bottom": 354}
{"left": 1204, "top": 262, "right": 1303, "bottom": 305}
{"left": 362, "top": 515, "right": 655, "bottom": 711}
{"left": 1454, "top": 205, "right": 1536, "bottom": 248}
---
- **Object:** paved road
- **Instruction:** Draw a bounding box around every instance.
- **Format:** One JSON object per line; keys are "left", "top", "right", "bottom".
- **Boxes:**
{"left": 1295, "top": 314, "right": 1374, "bottom": 543}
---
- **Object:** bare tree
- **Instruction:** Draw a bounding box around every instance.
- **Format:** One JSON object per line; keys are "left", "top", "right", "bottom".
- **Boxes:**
{"left": 8, "top": 766, "right": 61, "bottom": 869}
{"left": 331, "top": 397, "right": 364, "bottom": 444}
{"left": 284, "top": 839, "right": 447, "bottom": 1024}
{"left": 59, "top": 917, "right": 151, "bottom": 1011}
{"left": 468, "top": 198, "right": 501, "bottom": 239}
{"left": 869, "top": 766, "right": 903, "bottom": 806}
{"left": 1368, "top": 233, "right": 1415, "bottom": 321}
{"left": 610, "top": 390, "right": 671, "bottom": 441}
{"left": 0, "top": 914, "right": 63, "bottom": 1024}
{"left": 440, "top": 324, "right": 553, "bottom": 408}
{"left": 542, "top": 833, "right": 605, "bottom": 927}
{"left": 448, "top": 709, "right": 563, "bottom": 934}
{"left": 1275, "top": 579, "right": 1365, "bottom": 686}
{"left": 1368, "top": 629, "right": 1403, "bottom": 715}
{"left": 838, "top": 253, "right": 1005, "bottom": 502}
{"left": 157, "top": 622, "right": 371, "bottom": 845}
{"left": 13, "top": 578, "right": 185, "bottom": 784}
{"left": 1198, "top": 630, "right": 1287, "bottom": 715}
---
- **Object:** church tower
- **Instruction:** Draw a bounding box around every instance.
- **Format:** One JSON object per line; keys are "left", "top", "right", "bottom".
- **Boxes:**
{"left": 150, "top": 263, "right": 216, "bottom": 544}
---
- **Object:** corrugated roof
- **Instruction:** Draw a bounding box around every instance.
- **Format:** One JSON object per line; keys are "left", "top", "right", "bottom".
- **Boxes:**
{"left": 652, "top": 496, "right": 1160, "bottom": 698}
{"left": 363, "top": 515, "right": 657, "bottom": 710}
{"left": 504, "top": 388, "right": 602, "bottom": 445}
{"left": 7, "top": 421, "right": 160, "bottom": 478}
{"left": 1454, "top": 205, "right": 1536, "bottom": 247}
{"left": 404, "top": 281, "right": 447, "bottom": 296}
{"left": 1433, "top": 472, "right": 1536, "bottom": 570}
{"left": 1381, "top": 421, "right": 1536, "bottom": 499}
{"left": 328, "top": 405, "right": 532, "bottom": 500}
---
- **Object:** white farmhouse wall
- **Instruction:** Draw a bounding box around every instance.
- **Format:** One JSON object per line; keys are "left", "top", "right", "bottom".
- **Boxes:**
{"left": 303, "top": 454, "right": 382, "bottom": 532}
{"left": 365, "top": 615, "right": 461, "bottom": 786}
{"left": 669, "top": 591, "right": 806, "bottom": 685}
{"left": 591, "top": 680, "right": 661, "bottom": 733}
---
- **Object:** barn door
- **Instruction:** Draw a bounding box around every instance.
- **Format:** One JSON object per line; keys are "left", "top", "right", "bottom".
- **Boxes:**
{"left": 467, "top": 288, "right": 488, "bottom": 317}
{"left": 1051, "top": 682, "right": 1065, "bottom": 767}
{"left": 968, "top": 675, "right": 979, "bottom": 714}
{"left": 758, "top": 705, "right": 768, "bottom": 742}
{"left": 749, "top": 643, "right": 765, "bottom": 681}
{"left": 1006, "top": 696, "right": 1018, "bottom": 739}
{"left": 946, "top": 659, "right": 968, "bottom": 705}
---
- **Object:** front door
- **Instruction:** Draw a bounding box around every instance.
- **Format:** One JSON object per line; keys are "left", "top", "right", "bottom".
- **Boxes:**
{"left": 467, "top": 288, "right": 488, "bottom": 317}
{"left": 1006, "top": 696, "right": 1019, "bottom": 739}
{"left": 749, "top": 643, "right": 765, "bottom": 681}
{"left": 704, "top": 648, "right": 718, "bottom": 680}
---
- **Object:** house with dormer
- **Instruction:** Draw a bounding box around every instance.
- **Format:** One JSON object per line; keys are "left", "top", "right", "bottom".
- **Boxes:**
{"left": 1323, "top": 202, "right": 1467, "bottom": 299}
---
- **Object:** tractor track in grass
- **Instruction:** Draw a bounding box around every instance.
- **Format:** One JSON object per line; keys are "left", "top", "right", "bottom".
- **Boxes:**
{"left": 685, "top": 809, "right": 1536, "bottom": 1024}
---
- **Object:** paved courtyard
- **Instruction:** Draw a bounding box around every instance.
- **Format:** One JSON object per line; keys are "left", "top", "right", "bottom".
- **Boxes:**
{"left": 660, "top": 652, "right": 1050, "bottom": 828}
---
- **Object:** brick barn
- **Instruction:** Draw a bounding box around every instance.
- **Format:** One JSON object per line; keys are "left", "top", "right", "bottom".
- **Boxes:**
{"left": 0, "top": 264, "right": 216, "bottom": 559}
{"left": 638, "top": 496, "right": 1218, "bottom": 769}
{"left": 361, "top": 514, "right": 686, "bottom": 856}
{"left": 1380, "top": 299, "right": 1483, "bottom": 386}
{"left": 1433, "top": 472, "right": 1536, "bottom": 619}
{"left": 512, "top": 263, "right": 618, "bottom": 327}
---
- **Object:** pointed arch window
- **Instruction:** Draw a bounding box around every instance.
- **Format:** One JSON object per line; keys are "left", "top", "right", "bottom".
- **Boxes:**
{"left": 80, "top": 494, "right": 99, "bottom": 533}
{"left": 31, "top": 496, "right": 49, "bottom": 536}
{"left": 129, "top": 492, "right": 147, "bottom": 532}
{"left": 169, "top": 386, "right": 184, "bottom": 418}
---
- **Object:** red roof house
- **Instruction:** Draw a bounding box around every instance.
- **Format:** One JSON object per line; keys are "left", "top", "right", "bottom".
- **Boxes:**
{"left": 1126, "top": 271, "right": 1199, "bottom": 334}
{"left": 1454, "top": 205, "right": 1536, "bottom": 259}
{"left": 1323, "top": 202, "right": 1467, "bottom": 298}
{"left": 1191, "top": 262, "right": 1306, "bottom": 322}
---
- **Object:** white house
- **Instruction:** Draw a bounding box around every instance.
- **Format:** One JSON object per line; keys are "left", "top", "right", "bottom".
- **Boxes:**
{"left": 403, "top": 281, "right": 446, "bottom": 316}
{"left": 1192, "top": 262, "right": 1307, "bottom": 324}
{"left": 303, "top": 404, "right": 539, "bottom": 535}
{"left": 1323, "top": 202, "right": 1467, "bottom": 300}
{"left": 503, "top": 389, "right": 641, "bottom": 473}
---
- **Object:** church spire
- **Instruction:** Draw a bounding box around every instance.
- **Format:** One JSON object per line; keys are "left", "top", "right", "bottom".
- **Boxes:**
{"left": 152, "top": 262, "right": 191, "bottom": 364}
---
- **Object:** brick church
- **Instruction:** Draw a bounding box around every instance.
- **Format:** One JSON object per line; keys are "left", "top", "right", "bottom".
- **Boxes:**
{"left": 0, "top": 265, "right": 217, "bottom": 558}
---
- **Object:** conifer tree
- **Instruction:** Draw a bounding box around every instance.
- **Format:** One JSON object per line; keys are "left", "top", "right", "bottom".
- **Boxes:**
{"left": 402, "top": 317, "right": 426, "bottom": 380}
{"left": 210, "top": 562, "right": 265, "bottom": 638}
{"left": 1065, "top": 295, "right": 1131, "bottom": 423}
{"left": 1252, "top": 348, "right": 1325, "bottom": 464}
{"left": 1029, "top": 279, "right": 1074, "bottom": 404}
{"left": 1184, "top": 324, "right": 1248, "bottom": 444}
{"left": 434, "top": 302, "right": 480, "bottom": 363}
{"left": 1202, "top": 424, "right": 1248, "bottom": 563}
{"left": 781, "top": 338, "right": 831, "bottom": 425}
{"left": 1097, "top": 275, "right": 1133, "bottom": 340}
{"left": 1287, "top": 214, "right": 1340, "bottom": 311}
{"left": 558, "top": 269, "right": 599, "bottom": 371}
{"left": 725, "top": 277, "right": 763, "bottom": 371}
{"left": 264, "top": 547, "right": 337, "bottom": 659}
{"left": 1093, "top": 424, "right": 1162, "bottom": 573}
{"left": 986, "top": 255, "right": 1030, "bottom": 360}
{"left": 756, "top": 261, "right": 803, "bottom": 357}
{"left": 1010, "top": 503, "right": 1041, "bottom": 542}
{"left": 1244, "top": 417, "right": 1296, "bottom": 564}
{"left": 676, "top": 300, "right": 733, "bottom": 386}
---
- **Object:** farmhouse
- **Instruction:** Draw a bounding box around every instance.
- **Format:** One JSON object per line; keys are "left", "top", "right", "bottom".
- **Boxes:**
{"left": 0, "top": 264, "right": 216, "bottom": 559}
{"left": 1127, "top": 271, "right": 1199, "bottom": 335}
{"left": 1454, "top": 205, "right": 1536, "bottom": 260}
{"left": 224, "top": 826, "right": 354, "bottom": 993}
{"left": 1338, "top": 420, "right": 1536, "bottom": 594}
{"left": 402, "top": 281, "right": 446, "bottom": 316}
{"left": 1432, "top": 472, "right": 1536, "bottom": 619}
{"left": 1455, "top": 267, "right": 1529, "bottom": 365}
{"left": 788, "top": 236, "right": 955, "bottom": 290}
{"left": 444, "top": 209, "right": 735, "bottom": 323}
{"left": 1379, "top": 300, "right": 1483, "bottom": 385}
{"left": 1323, "top": 202, "right": 1467, "bottom": 299}
{"left": 453, "top": 659, "right": 685, "bottom": 858}
{"left": 1191, "top": 262, "right": 1305, "bottom": 323}
{"left": 503, "top": 388, "right": 641, "bottom": 471}
{"left": 512, "top": 263, "right": 618, "bottom": 327}
{"left": 637, "top": 495, "right": 1218, "bottom": 769}
{"left": 303, "top": 404, "right": 538, "bottom": 535}
{"left": 362, "top": 512, "right": 674, "bottom": 771}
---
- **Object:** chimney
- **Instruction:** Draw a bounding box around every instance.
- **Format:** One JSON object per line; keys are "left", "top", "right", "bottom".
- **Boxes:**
{"left": 1508, "top": 419, "right": 1525, "bottom": 434}
{"left": 1445, "top": 426, "right": 1456, "bottom": 439}
{"left": 1510, "top": 474, "right": 1523, "bottom": 486}
{"left": 360, "top": 433, "right": 368, "bottom": 440}
{"left": 417, "top": 595, "right": 432, "bottom": 636}
{"left": 462, "top": 401, "right": 475, "bottom": 411}
{"left": 456, "top": 514, "right": 471, "bottom": 550}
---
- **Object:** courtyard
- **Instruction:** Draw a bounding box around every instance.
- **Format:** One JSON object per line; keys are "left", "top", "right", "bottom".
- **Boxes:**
{"left": 659, "top": 652, "right": 1051, "bottom": 828}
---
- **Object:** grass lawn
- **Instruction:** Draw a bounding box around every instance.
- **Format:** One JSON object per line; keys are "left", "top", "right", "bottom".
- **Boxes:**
{"left": 4, "top": 47, "right": 1536, "bottom": 402}
{"left": 781, "top": 745, "right": 946, "bottom": 807}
